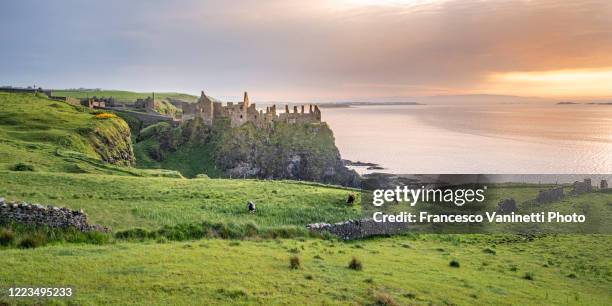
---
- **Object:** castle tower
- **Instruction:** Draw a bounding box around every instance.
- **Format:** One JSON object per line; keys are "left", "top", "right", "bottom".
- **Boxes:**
{"left": 242, "top": 92, "right": 250, "bottom": 112}
{"left": 198, "top": 90, "right": 214, "bottom": 125}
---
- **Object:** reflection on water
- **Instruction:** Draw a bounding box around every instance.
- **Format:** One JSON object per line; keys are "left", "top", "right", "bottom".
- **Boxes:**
{"left": 322, "top": 103, "right": 612, "bottom": 174}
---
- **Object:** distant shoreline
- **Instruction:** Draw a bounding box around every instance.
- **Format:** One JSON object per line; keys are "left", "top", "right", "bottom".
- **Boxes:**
{"left": 557, "top": 101, "right": 612, "bottom": 105}
{"left": 318, "top": 101, "right": 424, "bottom": 108}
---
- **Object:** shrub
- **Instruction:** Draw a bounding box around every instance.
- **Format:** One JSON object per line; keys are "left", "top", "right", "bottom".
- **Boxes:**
{"left": 0, "top": 229, "right": 15, "bottom": 246}
{"left": 449, "top": 259, "right": 460, "bottom": 268}
{"left": 523, "top": 272, "right": 534, "bottom": 280}
{"left": 11, "top": 162, "right": 34, "bottom": 171}
{"left": 372, "top": 292, "right": 399, "bottom": 306}
{"left": 348, "top": 257, "right": 363, "bottom": 270}
{"left": 289, "top": 256, "right": 301, "bottom": 269}
{"left": 94, "top": 113, "right": 116, "bottom": 119}
{"left": 18, "top": 234, "right": 46, "bottom": 249}
{"left": 114, "top": 228, "right": 153, "bottom": 240}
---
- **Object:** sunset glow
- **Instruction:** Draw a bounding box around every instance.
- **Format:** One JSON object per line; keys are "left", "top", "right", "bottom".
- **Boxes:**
{"left": 488, "top": 68, "right": 612, "bottom": 98}
{"left": 2, "top": 0, "right": 611, "bottom": 100}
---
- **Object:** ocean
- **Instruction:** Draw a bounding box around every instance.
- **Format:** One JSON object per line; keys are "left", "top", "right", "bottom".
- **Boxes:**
{"left": 322, "top": 103, "right": 612, "bottom": 177}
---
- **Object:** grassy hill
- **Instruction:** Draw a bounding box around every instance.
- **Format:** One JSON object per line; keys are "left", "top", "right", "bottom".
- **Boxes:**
{"left": 52, "top": 89, "right": 198, "bottom": 103}
{"left": 0, "top": 92, "right": 142, "bottom": 172}
{"left": 0, "top": 91, "right": 610, "bottom": 305}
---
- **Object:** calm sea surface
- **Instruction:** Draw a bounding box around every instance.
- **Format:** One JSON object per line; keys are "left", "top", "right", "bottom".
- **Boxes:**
{"left": 322, "top": 103, "right": 612, "bottom": 175}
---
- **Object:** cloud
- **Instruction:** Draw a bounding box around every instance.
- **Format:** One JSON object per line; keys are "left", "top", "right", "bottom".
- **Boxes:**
{"left": 1, "top": 0, "right": 611, "bottom": 100}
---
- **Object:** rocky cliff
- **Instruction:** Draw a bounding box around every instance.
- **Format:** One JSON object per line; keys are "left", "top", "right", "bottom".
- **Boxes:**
{"left": 134, "top": 118, "right": 359, "bottom": 186}
{"left": 88, "top": 115, "right": 135, "bottom": 166}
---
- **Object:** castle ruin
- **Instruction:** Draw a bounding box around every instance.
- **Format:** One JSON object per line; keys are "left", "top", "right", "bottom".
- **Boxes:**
{"left": 182, "top": 91, "right": 321, "bottom": 128}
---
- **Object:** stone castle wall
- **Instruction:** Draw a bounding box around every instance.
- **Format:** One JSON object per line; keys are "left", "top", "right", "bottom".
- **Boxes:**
{"left": 571, "top": 179, "right": 593, "bottom": 194}
{"left": 0, "top": 198, "right": 109, "bottom": 232}
{"left": 307, "top": 219, "right": 409, "bottom": 240}
{"left": 183, "top": 91, "right": 321, "bottom": 128}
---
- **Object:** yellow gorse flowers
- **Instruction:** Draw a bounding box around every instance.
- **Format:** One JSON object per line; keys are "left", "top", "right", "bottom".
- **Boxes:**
{"left": 94, "top": 113, "right": 116, "bottom": 119}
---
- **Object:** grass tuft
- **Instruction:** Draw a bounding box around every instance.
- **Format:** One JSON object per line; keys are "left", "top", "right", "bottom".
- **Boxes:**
{"left": 11, "top": 162, "right": 35, "bottom": 171}
{"left": 348, "top": 257, "right": 363, "bottom": 271}
{"left": 18, "top": 234, "right": 46, "bottom": 249}
{"left": 483, "top": 248, "right": 496, "bottom": 255}
{"left": 289, "top": 256, "right": 301, "bottom": 269}
{"left": 372, "top": 291, "right": 399, "bottom": 306}
{"left": 0, "top": 229, "right": 16, "bottom": 246}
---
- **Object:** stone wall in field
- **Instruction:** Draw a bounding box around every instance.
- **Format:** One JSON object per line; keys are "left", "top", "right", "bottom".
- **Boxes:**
{"left": 307, "top": 219, "right": 409, "bottom": 240}
{"left": 535, "top": 187, "right": 564, "bottom": 204}
{"left": 0, "top": 197, "right": 109, "bottom": 232}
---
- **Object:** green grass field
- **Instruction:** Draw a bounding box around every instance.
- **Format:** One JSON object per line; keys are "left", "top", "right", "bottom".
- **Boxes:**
{"left": 52, "top": 89, "right": 198, "bottom": 103}
{"left": 0, "top": 91, "right": 610, "bottom": 305}
{"left": 1, "top": 235, "right": 610, "bottom": 305}
{"left": 0, "top": 171, "right": 359, "bottom": 231}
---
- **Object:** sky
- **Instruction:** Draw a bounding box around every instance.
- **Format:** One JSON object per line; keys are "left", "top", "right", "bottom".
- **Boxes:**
{"left": 1, "top": 0, "right": 611, "bottom": 102}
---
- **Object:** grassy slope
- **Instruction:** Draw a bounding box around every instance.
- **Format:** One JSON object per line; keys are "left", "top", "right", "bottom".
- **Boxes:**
{"left": 0, "top": 92, "right": 100, "bottom": 170}
{"left": 0, "top": 92, "right": 182, "bottom": 177}
{"left": 52, "top": 89, "right": 198, "bottom": 103}
{"left": 0, "top": 171, "right": 358, "bottom": 230}
{"left": 0, "top": 236, "right": 609, "bottom": 305}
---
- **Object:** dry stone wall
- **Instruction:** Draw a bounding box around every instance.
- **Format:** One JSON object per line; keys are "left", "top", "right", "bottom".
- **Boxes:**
{"left": 0, "top": 197, "right": 109, "bottom": 232}
{"left": 497, "top": 198, "right": 517, "bottom": 214}
{"left": 307, "top": 219, "right": 409, "bottom": 240}
{"left": 536, "top": 187, "right": 564, "bottom": 204}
